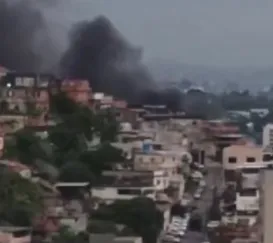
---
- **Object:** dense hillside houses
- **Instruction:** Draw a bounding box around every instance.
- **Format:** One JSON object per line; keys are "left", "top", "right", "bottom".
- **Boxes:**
{"left": 1, "top": 68, "right": 273, "bottom": 243}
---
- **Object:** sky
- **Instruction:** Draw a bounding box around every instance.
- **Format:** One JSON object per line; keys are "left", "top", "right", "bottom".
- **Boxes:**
{"left": 50, "top": 0, "right": 273, "bottom": 68}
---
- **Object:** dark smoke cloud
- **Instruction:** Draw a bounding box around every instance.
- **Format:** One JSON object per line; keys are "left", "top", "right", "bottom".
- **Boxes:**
{"left": 61, "top": 16, "right": 157, "bottom": 103}
{"left": 0, "top": 2, "right": 181, "bottom": 108}
{"left": 0, "top": 0, "right": 58, "bottom": 72}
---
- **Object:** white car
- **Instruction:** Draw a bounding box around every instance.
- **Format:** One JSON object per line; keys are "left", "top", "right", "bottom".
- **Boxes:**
{"left": 168, "top": 230, "right": 185, "bottom": 238}
{"left": 172, "top": 218, "right": 183, "bottom": 222}
{"left": 169, "top": 224, "right": 181, "bottom": 230}
{"left": 164, "top": 234, "right": 180, "bottom": 242}
{"left": 194, "top": 193, "right": 201, "bottom": 199}
{"left": 171, "top": 220, "right": 183, "bottom": 226}
{"left": 184, "top": 213, "right": 190, "bottom": 221}
{"left": 172, "top": 216, "right": 183, "bottom": 221}
{"left": 199, "top": 180, "right": 206, "bottom": 187}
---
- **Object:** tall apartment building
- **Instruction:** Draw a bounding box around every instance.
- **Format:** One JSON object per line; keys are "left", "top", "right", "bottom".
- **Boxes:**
{"left": 258, "top": 167, "right": 273, "bottom": 243}
{"left": 262, "top": 123, "right": 273, "bottom": 147}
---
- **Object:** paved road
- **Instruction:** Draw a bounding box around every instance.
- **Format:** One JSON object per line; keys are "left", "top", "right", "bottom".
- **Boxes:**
{"left": 182, "top": 160, "right": 222, "bottom": 243}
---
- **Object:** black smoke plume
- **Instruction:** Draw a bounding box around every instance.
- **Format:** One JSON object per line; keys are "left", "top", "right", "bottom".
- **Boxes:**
{"left": 0, "top": 0, "right": 57, "bottom": 72}
{"left": 61, "top": 16, "right": 156, "bottom": 103}
{"left": 0, "top": 2, "right": 182, "bottom": 109}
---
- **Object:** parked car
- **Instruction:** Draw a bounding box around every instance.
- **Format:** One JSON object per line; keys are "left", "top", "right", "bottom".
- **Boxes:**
{"left": 199, "top": 180, "right": 206, "bottom": 187}
{"left": 163, "top": 234, "right": 180, "bottom": 242}
{"left": 194, "top": 193, "right": 201, "bottom": 199}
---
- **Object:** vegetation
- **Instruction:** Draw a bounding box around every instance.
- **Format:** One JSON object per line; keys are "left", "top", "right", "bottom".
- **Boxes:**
{"left": 0, "top": 169, "right": 42, "bottom": 226}
{"left": 91, "top": 197, "right": 164, "bottom": 243}
{"left": 52, "top": 226, "right": 89, "bottom": 243}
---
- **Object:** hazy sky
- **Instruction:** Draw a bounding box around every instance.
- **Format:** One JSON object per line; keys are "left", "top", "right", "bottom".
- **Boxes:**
{"left": 52, "top": 0, "right": 273, "bottom": 67}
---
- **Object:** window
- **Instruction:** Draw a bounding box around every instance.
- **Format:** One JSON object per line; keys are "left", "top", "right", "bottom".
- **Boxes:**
{"left": 246, "top": 157, "right": 255, "bottom": 163}
{"left": 228, "top": 157, "right": 237, "bottom": 163}
{"left": 242, "top": 168, "right": 259, "bottom": 174}
{"left": 7, "top": 90, "right": 13, "bottom": 97}
{"left": 239, "top": 188, "right": 257, "bottom": 197}
{"left": 117, "top": 189, "right": 141, "bottom": 195}
{"left": 263, "top": 154, "right": 273, "bottom": 162}
{"left": 156, "top": 179, "right": 161, "bottom": 185}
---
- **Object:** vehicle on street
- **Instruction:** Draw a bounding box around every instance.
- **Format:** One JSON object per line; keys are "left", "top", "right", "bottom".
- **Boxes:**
{"left": 194, "top": 193, "right": 201, "bottom": 199}
{"left": 184, "top": 213, "right": 191, "bottom": 221}
{"left": 191, "top": 170, "right": 203, "bottom": 182}
{"left": 199, "top": 179, "right": 206, "bottom": 187}
{"left": 168, "top": 229, "right": 185, "bottom": 237}
{"left": 163, "top": 234, "right": 180, "bottom": 242}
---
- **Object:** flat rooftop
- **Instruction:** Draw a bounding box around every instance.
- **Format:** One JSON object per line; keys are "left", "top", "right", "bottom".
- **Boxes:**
{"left": 93, "top": 175, "right": 154, "bottom": 188}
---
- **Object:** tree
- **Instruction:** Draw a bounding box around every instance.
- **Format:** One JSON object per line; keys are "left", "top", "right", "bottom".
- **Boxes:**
{"left": 94, "top": 109, "right": 119, "bottom": 142}
{"left": 50, "top": 92, "right": 79, "bottom": 118}
{"left": 0, "top": 100, "right": 9, "bottom": 113}
{"left": 52, "top": 226, "right": 89, "bottom": 243}
{"left": 25, "top": 100, "right": 42, "bottom": 117}
{"left": 92, "top": 197, "right": 163, "bottom": 243}
{"left": 80, "top": 144, "right": 124, "bottom": 176}
{"left": 88, "top": 220, "right": 117, "bottom": 234}
{"left": 0, "top": 169, "right": 42, "bottom": 225}
{"left": 3, "top": 129, "right": 46, "bottom": 165}
{"left": 188, "top": 213, "right": 202, "bottom": 231}
{"left": 59, "top": 162, "right": 94, "bottom": 183}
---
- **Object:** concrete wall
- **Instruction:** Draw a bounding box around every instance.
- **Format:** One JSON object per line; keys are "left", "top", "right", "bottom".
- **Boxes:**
{"left": 223, "top": 145, "right": 263, "bottom": 170}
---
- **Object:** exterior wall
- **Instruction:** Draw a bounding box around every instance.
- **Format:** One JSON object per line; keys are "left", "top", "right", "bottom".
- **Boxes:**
{"left": 263, "top": 123, "right": 273, "bottom": 147}
{"left": 0, "top": 232, "right": 31, "bottom": 243}
{"left": 1, "top": 88, "right": 49, "bottom": 113}
{"left": 102, "top": 170, "right": 169, "bottom": 191}
{"left": 60, "top": 214, "right": 88, "bottom": 233}
{"left": 259, "top": 169, "right": 273, "bottom": 243}
{"left": 19, "top": 169, "right": 32, "bottom": 179}
{"left": 114, "top": 236, "right": 143, "bottom": 243}
{"left": 134, "top": 153, "right": 181, "bottom": 172}
{"left": 236, "top": 191, "right": 259, "bottom": 212}
{"left": 223, "top": 145, "right": 263, "bottom": 171}
{"left": 61, "top": 80, "right": 91, "bottom": 105}
{"left": 241, "top": 172, "right": 259, "bottom": 189}
{"left": 91, "top": 186, "right": 156, "bottom": 202}
{"left": 0, "top": 115, "right": 27, "bottom": 133}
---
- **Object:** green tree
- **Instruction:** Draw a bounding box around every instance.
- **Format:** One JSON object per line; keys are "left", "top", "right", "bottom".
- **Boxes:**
{"left": 52, "top": 226, "right": 89, "bottom": 243}
{"left": 92, "top": 197, "right": 163, "bottom": 243}
{"left": 59, "top": 161, "right": 94, "bottom": 183}
{"left": 94, "top": 109, "right": 119, "bottom": 142}
{"left": 88, "top": 220, "right": 117, "bottom": 234}
{"left": 80, "top": 144, "right": 124, "bottom": 176}
{"left": 0, "top": 169, "right": 42, "bottom": 225}
{"left": 50, "top": 92, "right": 79, "bottom": 118}
{"left": 3, "top": 129, "right": 47, "bottom": 165}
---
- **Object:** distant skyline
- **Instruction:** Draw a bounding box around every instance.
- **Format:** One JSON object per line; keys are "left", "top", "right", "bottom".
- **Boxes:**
{"left": 49, "top": 0, "right": 273, "bottom": 68}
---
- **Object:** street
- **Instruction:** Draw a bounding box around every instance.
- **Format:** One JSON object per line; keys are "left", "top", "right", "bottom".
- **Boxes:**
{"left": 182, "top": 160, "right": 222, "bottom": 243}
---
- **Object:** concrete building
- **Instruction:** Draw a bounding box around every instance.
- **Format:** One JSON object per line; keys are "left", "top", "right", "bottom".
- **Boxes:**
{"left": 262, "top": 123, "right": 273, "bottom": 147}
{"left": 203, "top": 120, "right": 244, "bottom": 160}
{"left": 0, "top": 227, "right": 32, "bottom": 243}
{"left": 133, "top": 150, "right": 190, "bottom": 173}
{"left": 223, "top": 144, "right": 264, "bottom": 184}
{"left": 236, "top": 188, "right": 259, "bottom": 218}
{"left": 61, "top": 79, "right": 91, "bottom": 105}
{"left": 258, "top": 167, "right": 273, "bottom": 243}
{"left": 89, "top": 233, "right": 143, "bottom": 243}
{"left": 102, "top": 170, "right": 169, "bottom": 191}
{"left": 90, "top": 170, "right": 171, "bottom": 203}
{"left": 0, "top": 73, "right": 53, "bottom": 112}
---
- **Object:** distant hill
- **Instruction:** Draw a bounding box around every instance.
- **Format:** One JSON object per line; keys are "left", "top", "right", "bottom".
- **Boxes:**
{"left": 146, "top": 59, "right": 273, "bottom": 92}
